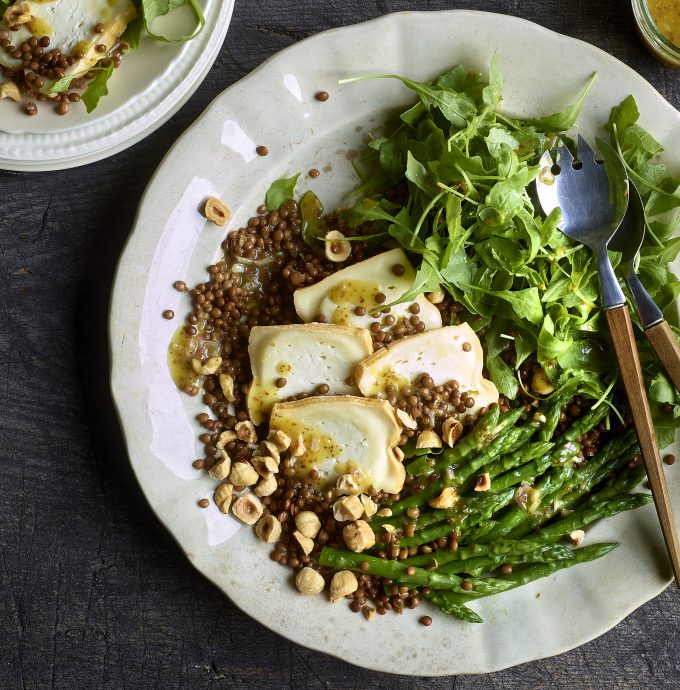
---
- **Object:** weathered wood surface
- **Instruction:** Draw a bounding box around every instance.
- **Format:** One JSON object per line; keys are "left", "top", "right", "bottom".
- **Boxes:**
{"left": 1, "top": 1, "right": 679, "bottom": 688}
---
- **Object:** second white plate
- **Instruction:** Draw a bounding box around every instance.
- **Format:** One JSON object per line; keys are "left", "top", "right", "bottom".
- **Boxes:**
{"left": 0, "top": 0, "right": 234, "bottom": 171}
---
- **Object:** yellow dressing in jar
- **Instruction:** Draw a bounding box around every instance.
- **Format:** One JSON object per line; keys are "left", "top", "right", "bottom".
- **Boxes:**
{"left": 647, "top": 0, "right": 680, "bottom": 46}
{"left": 633, "top": 0, "right": 680, "bottom": 67}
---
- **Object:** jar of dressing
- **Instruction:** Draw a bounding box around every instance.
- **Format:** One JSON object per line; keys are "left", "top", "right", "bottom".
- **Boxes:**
{"left": 633, "top": 0, "right": 680, "bottom": 67}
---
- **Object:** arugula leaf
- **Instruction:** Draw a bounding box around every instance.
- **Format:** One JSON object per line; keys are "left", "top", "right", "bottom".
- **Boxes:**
{"left": 340, "top": 74, "right": 476, "bottom": 127}
{"left": 82, "top": 64, "right": 114, "bottom": 113}
{"left": 531, "top": 73, "right": 597, "bottom": 132}
{"left": 122, "top": 15, "right": 145, "bottom": 50}
{"left": 265, "top": 174, "right": 300, "bottom": 211}
{"left": 141, "top": 0, "right": 205, "bottom": 43}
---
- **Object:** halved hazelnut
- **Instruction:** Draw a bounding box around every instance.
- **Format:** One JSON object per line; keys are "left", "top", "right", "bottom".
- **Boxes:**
{"left": 252, "top": 454, "right": 278, "bottom": 477}
{"left": 235, "top": 420, "right": 257, "bottom": 443}
{"left": 442, "top": 417, "right": 463, "bottom": 447}
{"left": 192, "top": 356, "right": 222, "bottom": 375}
{"left": 336, "top": 473, "right": 359, "bottom": 495}
{"left": 324, "top": 230, "right": 351, "bottom": 262}
{"left": 568, "top": 529, "right": 585, "bottom": 546}
{"left": 267, "top": 429, "right": 291, "bottom": 452}
{"left": 231, "top": 494, "right": 263, "bottom": 525}
{"left": 213, "top": 482, "right": 233, "bottom": 514}
{"left": 293, "top": 530, "right": 315, "bottom": 555}
{"left": 0, "top": 81, "right": 21, "bottom": 102}
{"left": 216, "top": 430, "right": 237, "bottom": 450}
{"left": 259, "top": 440, "right": 281, "bottom": 463}
{"left": 360, "top": 494, "right": 377, "bottom": 518}
{"left": 204, "top": 196, "right": 231, "bottom": 226}
{"left": 255, "top": 515, "right": 282, "bottom": 543}
{"left": 219, "top": 373, "right": 236, "bottom": 401}
{"left": 426, "top": 290, "right": 445, "bottom": 304}
{"left": 208, "top": 451, "right": 231, "bottom": 480}
{"left": 474, "top": 472, "right": 491, "bottom": 492}
{"left": 428, "top": 486, "right": 458, "bottom": 509}
{"left": 416, "top": 430, "right": 443, "bottom": 449}
{"left": 254, "top": 473, "right": 277, "bottom": 497}
{"left": 396, "top": 409, "right": 418, "bottom": 430}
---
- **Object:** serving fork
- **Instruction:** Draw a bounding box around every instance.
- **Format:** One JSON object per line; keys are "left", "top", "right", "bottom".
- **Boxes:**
{"left": 535, "top": 135, "right": 680, "bottom": 586}
{"left": 610, "top": 180, "right": 680, "bottom": 392}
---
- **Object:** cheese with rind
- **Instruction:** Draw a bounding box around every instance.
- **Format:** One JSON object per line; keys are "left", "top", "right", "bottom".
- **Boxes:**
{"left": 0, "top": 0, "right": 137, "bottom": 73}
{"left": 247, "top": 323, "right": 373, "bottom": 425}
{"left": 355, "top": 323, "right": 499, "bottom": 416}
{"left": 293, "top": 248, "right": 442, "bottom": 331}
{"left": 269, "top": 396, "right": 405, "bottom": 493}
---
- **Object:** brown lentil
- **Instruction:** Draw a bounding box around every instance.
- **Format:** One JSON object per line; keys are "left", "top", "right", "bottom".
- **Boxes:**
{"left": 315, "top": 91, "right": 329, "bottom": 101}
{"left": 256, "top": 145, "right": 269, "bottom": 156}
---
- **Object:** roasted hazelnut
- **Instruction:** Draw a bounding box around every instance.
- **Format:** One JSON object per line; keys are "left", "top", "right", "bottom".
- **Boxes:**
{"left": 343, "top": 520, "right": 375, "bottom": 552}
{"left": 255, "top": 515, "right": 282, "bottom": 543}
{"left": 204, "top": 196, "right": 231, "bottom": 226}
{"left": 231, "top": 494, "right": 264, "bottom": 524}
{"left": 295, "top": 510, "right": 321, "bottom": 539}
{"left": 296, "top": 567, "right": 325, "bottom": 595}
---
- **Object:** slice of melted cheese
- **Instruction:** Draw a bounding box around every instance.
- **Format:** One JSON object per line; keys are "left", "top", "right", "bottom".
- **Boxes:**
{"left": 0, "top": 0, "right": 137, "bottom": 73}
{"left": 247, "top": 324, "right": 373, "bottom": 425}
{"left": 355, "top": 323, "right": 499, "bottom": 416}
{"left": 293, "top": 248, "right": 442, "bottom": 331}
{"left": 269, "top": 396, "right": 404, "bottom": 493}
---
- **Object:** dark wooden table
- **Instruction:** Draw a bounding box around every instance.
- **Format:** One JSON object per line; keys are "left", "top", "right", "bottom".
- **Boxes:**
{"left": 1, "top": 1, "right": 679, "bottom": 688}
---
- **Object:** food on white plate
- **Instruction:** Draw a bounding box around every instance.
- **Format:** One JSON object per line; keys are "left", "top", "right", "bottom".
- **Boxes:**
{"left": 355, "top": 323, "right": 499, "bottom": 416}
{"left": 0, "top": 0, "right": 204, "bottom": 116}
{"left": 294, "top": 248, "right": 442, "bottom": 331}
{"left": 247, "top": 323, "right": 373, "bottom": 425}
{"left": 166, "top": 56, "right": 680, "bottom": 625}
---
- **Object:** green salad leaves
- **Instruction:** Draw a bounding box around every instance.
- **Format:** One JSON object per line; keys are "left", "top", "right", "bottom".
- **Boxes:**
{"left": 265, "top": 56, "right": 680, "bottom": 444}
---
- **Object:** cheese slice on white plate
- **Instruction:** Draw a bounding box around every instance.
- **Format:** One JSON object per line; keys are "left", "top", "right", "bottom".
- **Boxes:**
{"left": 355, "top": 323, "right": 499, "bottom": 416}
{"left": 247, "top": 323, "right": 373, "bottom": 425}
{"left": 0, "top": 0, "right": 137, "bottom": 73}
{"left": 293, "top": 248, "right": 442, "bottom": 332}
{"left": 269, "top": 396, "right": 404, "bottom": 493}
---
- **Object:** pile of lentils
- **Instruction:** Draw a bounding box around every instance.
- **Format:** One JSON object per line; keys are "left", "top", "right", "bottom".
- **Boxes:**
{"left": 0, "top": 21, "right": 128, "bottom": 116}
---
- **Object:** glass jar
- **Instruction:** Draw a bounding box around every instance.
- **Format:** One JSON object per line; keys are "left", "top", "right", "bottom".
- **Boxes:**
{"left": 632, "top": 0, "right": 680, "bottom": 67}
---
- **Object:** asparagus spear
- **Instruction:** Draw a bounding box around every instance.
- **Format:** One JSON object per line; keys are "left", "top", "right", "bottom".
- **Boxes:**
{"left": 401, "top": 539, "right": 556, "bottom": 567}
{"left": 478, "top": 432, "right": 636, "bottom": 543}
{"left": 427, "top": 542, "right": 620, "bottom": 611}
{"left": 438, "top": 543, "right": 574, "bottom": 577}
{"left": 397, "top": 490, "right": 515, "bottom": 547}
{"left": 535, "top": 494, "right": 652, "bottom": 541}
{"left": 318, "top": 547, "right": 513, "bottom": 594}
{"left": 427, "top": 592, "right": 483, "bottom": 623}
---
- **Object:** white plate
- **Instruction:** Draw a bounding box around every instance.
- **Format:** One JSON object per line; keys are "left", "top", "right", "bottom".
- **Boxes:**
{"left": 110, "top": 10, "right": 680, "bottom": 676}
{"left": 0, "top": 0, "right": 234, "bottom": 171}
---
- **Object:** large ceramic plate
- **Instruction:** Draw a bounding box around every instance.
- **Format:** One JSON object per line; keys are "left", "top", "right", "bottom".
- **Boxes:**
{"left": 0, "top": 0, "right": 234, "bottom": 171}
{"left": 110, "top": 11, "right": 680, "bottom": 675}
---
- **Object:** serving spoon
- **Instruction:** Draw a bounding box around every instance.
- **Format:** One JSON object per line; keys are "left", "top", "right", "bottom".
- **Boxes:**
{"left": 610, "top": 181, "right": 680, "bottom": 392}
{"left": 536, "top": 135, "right": 680, "bottom": 586}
